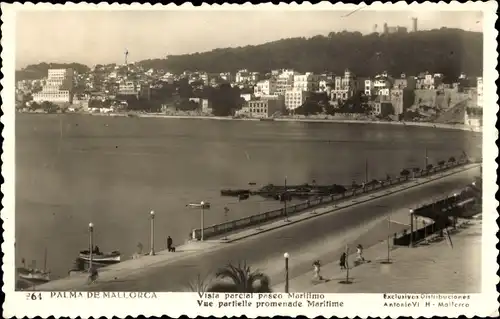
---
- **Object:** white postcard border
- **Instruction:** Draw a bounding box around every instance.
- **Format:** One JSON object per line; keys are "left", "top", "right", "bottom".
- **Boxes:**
{"left": 1, "top": 2, "right": 498, "bottom": 318}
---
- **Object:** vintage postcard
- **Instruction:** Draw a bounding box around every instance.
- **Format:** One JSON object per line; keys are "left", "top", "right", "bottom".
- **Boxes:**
{"left": 1, "top": 2, "right": 498, "bottom": 318}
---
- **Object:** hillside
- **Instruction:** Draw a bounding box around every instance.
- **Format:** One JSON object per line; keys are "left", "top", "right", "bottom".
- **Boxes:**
{"left": 138, "top": 28, "right": 482, "bottom": 78}
{"left": 16, "top": 62, "right": 90, "bottom": 81}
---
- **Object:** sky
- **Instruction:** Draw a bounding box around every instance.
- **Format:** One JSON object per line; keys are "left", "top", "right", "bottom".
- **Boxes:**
{"left": 15, "top": 8, "right": 483, "bottom": 69}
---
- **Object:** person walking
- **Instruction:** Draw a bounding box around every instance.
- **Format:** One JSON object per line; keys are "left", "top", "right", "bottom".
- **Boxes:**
{"left": 167, "top": 236, "right": 175, "bottom": 252}
{"left": 356, "top": 244, "right": 365, "bottom": 263}
{"left": 339, "top": 252, "right": 347, "bottom": 270}
{"left": 312, "top": 260, "right": 323, "bottom": 281}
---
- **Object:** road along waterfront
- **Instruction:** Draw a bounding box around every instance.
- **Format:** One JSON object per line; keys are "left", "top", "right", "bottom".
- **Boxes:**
{"left": 36, "top": 165, "right": 479, "bottom": 291}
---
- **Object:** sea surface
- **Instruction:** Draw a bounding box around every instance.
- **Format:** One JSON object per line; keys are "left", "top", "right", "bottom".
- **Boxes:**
{"left": 15, "top": 114, "right": 482, "bottom": 279}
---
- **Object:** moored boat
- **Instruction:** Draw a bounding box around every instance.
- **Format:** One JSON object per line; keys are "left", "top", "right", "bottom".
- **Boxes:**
{"left": 220, "top": 189, "right": 250, "bottom": 197}
{"left": 17, "top": 267, "right": 51, "bottom": 283}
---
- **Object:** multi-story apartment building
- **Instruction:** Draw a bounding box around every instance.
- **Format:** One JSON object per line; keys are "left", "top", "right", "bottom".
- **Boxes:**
{"left": 416, "top": 72, "right": 443, "bottom": 90}
{"left": 293, "top": 72, "right": 319, "bottom": 92}
{"left": 33, "top": 68, "right": 75, "bottom": 104}
{"left": 254, "top": 79, "right": 277, "bottom": 96}
{"left": 373, "top": 72, "right": 393, "bottom": 98}
{"left": 276, "top": 70, "right": 295, "bottom": 95}
{"left": 364, "top": 79, "right": 374, "bottom": 96}
{"left": 119, "top": 80, "right": 141, "bottom": 95}
{"left": 476, "top": 77, "right": 483, "bottom": 108}
{"left": 330, "top": 69, "right": 356, "bottom": 101}
{"left": 285, "top": 89, "right": 310, "bottom": 110}
{"left": 244, "top": 96, "right": 284, "bottom": 118}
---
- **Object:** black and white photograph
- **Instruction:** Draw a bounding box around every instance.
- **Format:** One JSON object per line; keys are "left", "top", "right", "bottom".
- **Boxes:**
{"left": 1, "top": 2, "right": 498, "bottom": 318}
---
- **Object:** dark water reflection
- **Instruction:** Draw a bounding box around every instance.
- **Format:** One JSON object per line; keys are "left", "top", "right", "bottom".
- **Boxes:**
{"left": 15, "top": 114, "right": 482, "bottom": 278}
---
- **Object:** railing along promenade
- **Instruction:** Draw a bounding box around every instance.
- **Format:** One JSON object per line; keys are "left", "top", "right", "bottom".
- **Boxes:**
{"left": 191, "top": 159, "right": 472, "bottom": 240}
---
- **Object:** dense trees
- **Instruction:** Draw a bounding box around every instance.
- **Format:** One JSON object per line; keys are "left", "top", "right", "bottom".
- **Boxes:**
{"left": 138, "top": 29, "right": 482, "bottom": 77}
{"left": 17, "top": 29, "right": 481, "bottom": 83}
{"left": 16, "top": 63, "right": 90, "bottom": 80}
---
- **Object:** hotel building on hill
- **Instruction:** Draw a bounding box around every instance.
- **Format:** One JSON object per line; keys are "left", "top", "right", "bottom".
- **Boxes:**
{"left": 32, "top": 68, "right": 75, "bottom": 104}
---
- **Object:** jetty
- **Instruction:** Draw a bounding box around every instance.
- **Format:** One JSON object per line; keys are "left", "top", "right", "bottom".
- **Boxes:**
{"left": 196, "top": 157, "right": 474, "bottom": 240}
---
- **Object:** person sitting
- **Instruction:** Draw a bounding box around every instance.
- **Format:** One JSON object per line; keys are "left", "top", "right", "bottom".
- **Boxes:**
{"left": 93, "top": 246, "right": 101, "bottom": 255}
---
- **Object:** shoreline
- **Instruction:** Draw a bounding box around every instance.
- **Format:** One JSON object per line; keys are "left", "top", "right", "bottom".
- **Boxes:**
{"left": 36, "top": 111, "right": 482, "bottom": 133}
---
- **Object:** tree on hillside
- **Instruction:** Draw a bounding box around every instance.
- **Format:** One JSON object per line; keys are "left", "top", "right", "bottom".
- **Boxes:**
{"left": 294, "top": 98, "right": 323, "bottom": 115}
{"left": 136, "top": 29, "right": 482, "bottom": 77}
{"left": 41, "top": 101, "right": 58, "bottom": 113}
{"left": 210, "top": 84, "right": 243, "bottom": 116}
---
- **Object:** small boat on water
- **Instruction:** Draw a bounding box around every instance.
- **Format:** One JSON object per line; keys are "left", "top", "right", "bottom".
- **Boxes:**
{"left": 186, "top": 202, "right": 211, "bottom": 209}
{"left": 220, "top": 189, "right": 250, "bottom": 197}
{"left": 238, "top": 193, "right": 250, "bottom": 201}
{"left": 78, "top": 250, "right": 121, "bottom": 265}
{"left": 17, "top": 267, "right": 51, "bottom": 283}
{"left": 17, "top": 248, "right": 50, "bottom": 284}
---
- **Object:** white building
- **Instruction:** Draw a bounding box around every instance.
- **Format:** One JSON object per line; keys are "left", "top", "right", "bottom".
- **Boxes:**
{"left": 119, "top": 80, "right": 141, "bottom": 95}
{"left": 254, "top": 79, "right": 277, "bottom": 96}
{"left": 293, "top": 72, "right": 319, "bottom": 92}
{"left": 276, "top": 70, "right": 296, "bottom": 96}
{"left": 285, "top": 89, "right": 310, "bottom": 110}
{"left": 373, "top": 72, "right": 393, "bottom": 97}
{"left": 32, "top": 68, "right": 74, "bottom": 104}
{"left": 219, "top": 72, "right": 233, "bottom": 82}
{"left": 477, "top": 77, "right": 483, "bottom": 108}
{"left": 236, "top": 69, "right": 252, "bottom": 83}
{"left": 364, "top": 79, "right": 374, "bottom": 96}
{"left": 240, "top": 93, "right": 253, "bottom": 102}
{"left": 331, "top": 69, "right": 356, "bottom": 101}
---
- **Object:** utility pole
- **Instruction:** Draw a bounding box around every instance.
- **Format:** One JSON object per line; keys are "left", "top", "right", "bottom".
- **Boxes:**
{"left": 425, "top": 148, "right": 429, "bottom": 168}
{"left": 365, "top": 159, "right": 369, "bottom": 184}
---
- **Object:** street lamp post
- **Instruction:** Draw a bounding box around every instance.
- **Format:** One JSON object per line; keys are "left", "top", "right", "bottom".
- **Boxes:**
{"left": 425, "top": 148, "right": 429, "bottom": 170}
{"left": 149, "top": 210, "right": 155, "bottom": 256}
{"left": 409, "top": 209, "right": 414, "bottom": 247}
{"left": 200, "top": 201, "right": 205, "bottom": 241}
{"left": 284, "top": 252, "right": 289, "bottom": 293}
{"left": 223, "top": 207, "right": 229, "bottom": 241}
{"left": 387, "top": 215, "right": 391, "bottom": 263}
{"left": 452, "top": 193, "right": 458, "bottom": 229}
{"left": 88, "top": 222, "right": 94, "bottom": 271}
{"left": 284, "top": 176, "right": 289, "bottom": 222}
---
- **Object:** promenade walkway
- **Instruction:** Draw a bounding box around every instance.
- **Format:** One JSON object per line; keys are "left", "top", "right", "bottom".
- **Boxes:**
{"left": 35, "top": 164, "right": 479, "bottom": 291}
{"left": 272, "top": 218, "right": 482, "bottom": 294}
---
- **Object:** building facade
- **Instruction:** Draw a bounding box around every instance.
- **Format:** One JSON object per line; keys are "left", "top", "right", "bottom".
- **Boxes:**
{"left": 32, "top": 68, "right": 75, "bottom": 104}
{"left": 477, "top": 77, "right": 483, "bottom": 108}
{"left": 293, "top": 73, "right": 319, "bottom": 92}
{"left": 254, "top": 79, "right": 277, "bottom": 96}
{"left": 276, "top": 70, "right": 295, "bottom": 96}
{"left": 246, "top": 97, "right": 284, "bottom": 118}
{"left": 331, "top": 69, "right": 356, "bottom": 101}
{"left": 285, "top": 89, "right": 310, "bottom": 110}
{"left": 118, "top": 80, "right": 141, "bottom": 95}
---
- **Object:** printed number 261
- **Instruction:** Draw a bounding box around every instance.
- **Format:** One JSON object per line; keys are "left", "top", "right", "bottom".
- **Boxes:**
{"left": 27, "top": 293, "right": 42, "bottom": 300}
